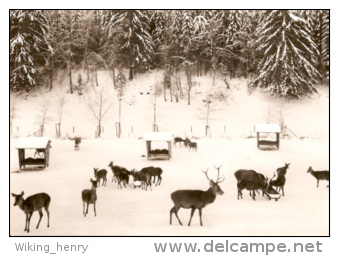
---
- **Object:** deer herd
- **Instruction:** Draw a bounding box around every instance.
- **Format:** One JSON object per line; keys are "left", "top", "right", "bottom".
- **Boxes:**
{"left": 11, "top": 137, "right": 329, "bottom": 232}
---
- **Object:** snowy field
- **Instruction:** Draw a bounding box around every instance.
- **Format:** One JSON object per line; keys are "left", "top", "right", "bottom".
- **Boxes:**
{"left": 9, "top": 71, "right": 329, "bottom": 236}
{"left": 10, "top": 137, "right": 329, "bottom": 236}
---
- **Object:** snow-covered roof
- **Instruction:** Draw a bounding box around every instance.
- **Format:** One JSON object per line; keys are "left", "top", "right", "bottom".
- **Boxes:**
{"left": 255, "top": 124, "right": 281, "bottom": 133}
{"left": 143, "top": 132, "right": 172, "bottom": 141}
{"left": 15, "top": 137, "right": 52, "bottom": 149}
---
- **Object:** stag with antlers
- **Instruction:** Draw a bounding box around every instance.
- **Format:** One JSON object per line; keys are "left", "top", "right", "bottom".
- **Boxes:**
{"left": 170, "top": 165, "right": 225, "bottom": 226}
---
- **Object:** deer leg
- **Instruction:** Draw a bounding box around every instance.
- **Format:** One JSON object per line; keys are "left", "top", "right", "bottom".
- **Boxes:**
{"left": 252, "top": 190, "right": 256, "bottom": 201}
{"left": 94, "top": 202, "right": 96, "bottom": 217}
{"left": 188, "top": 207, "right": 196, "bottom": 226}
{"left": 27, "top": 212, "right": 33, "bottom": 233}
{"left": 86, "top": 203, "right": 89, "bottom": 217}
{"left": 170, "top": 206, "right": 182, "bottom": 226}
{"left": 36, "top": 209, "right": 43, "bottom": 229}
{"left": 282, "top": 186, "right": 284, "bottom": 196}
{"left": 198, "top": 208, "right": 203, "bottom": 226}
{"left": 44, "top": 206, "right": 50, "bottom": 227}
{"left": 24, "top": 213, "right": 28, "bottom": 231}
{"left": 317, "top": 179, "right": 319, "bottom": 188}
{"left": 83, "top": 202, "right": 85, "bottom": 216}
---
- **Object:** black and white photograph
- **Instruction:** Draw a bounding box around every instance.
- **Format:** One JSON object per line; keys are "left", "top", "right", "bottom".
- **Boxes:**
{"left": 9, "top": 9, "right": 329, "bottom": 240}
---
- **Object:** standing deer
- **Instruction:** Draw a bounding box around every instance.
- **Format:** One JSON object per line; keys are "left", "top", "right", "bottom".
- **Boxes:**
{"left": 276, "top": 163, "right": 290, "bottom": 176}
{"left": 82, "top": 179, "right": 97, "bottom": 217}
{"left": 138, "top": 166, "right": 163, "bottom": 186}
{"left": 307, "top": 167, "right": 329, "bottom": 188}
{"left": 188, "top": 142, "right": 198, "bottom": 152}
{"left": 11, "top": 191, "right": 51, "bottom": 233}
{"left": 269, "top": 172, "right": 286, "bottom": 196}
{"left": 170, "top": 165, "right": 224, "bottom": 226}
{"left": 94, "top": 168, "right": 107, "bottom": 186}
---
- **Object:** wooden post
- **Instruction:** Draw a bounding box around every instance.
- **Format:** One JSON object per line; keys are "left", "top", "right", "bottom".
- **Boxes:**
{"left": 257, "top": 132, "right": 260, "bottom": 148}
{"left": 276, "top": 133, "right": 280, "bottom": 149}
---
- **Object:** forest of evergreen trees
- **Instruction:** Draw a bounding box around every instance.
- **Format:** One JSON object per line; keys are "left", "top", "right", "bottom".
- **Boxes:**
{"left": 10, "top": 10, "right": 329, "bottom": 98}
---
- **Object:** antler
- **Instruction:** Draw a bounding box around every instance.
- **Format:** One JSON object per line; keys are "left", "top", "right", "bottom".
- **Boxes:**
{"left": 214, "top": 165, "right": 225, "bottom": 183}
{"left": 202, "top": 168, "right": 213, "bottom": 182}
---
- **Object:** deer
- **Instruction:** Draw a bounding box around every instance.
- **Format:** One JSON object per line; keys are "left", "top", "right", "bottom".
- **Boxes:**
{"left": 188, "top": 142, "right": 198, "bottom": 152}
{"left": 34, "top": 149, "right": 45, "bottom": 158}
{"left": 170, "top": 165, "right": 224, "bottom": 226}
{"left": 108, "top": 161, "right": 131, "bottom": 183}
{"left": 276, "top": 163, "right": 290, "bottom": 176}
{"left": 94, "top": 168, "right": 107, "bottom": 186}
{"left": 269, "top": 172, "right": 286, "bottom": 196}
{"left": 11, "top": 191, "right": 51, "bottom": 233}
{"left": 184, "top": 138, "right": 191, "bottom": 148}
{"left": 173, "top": 137, "right": 184, "bottom": 147}
{"left": 307, "top": 167, "right": 329, "bottom": 188}
{"left": 132, "top": 170, "right": 152, "bottom": 191}
{"left": 82, "top": 179, "right": 97, "bottom": 217}
{"left": 138, "top": 166, "right": 163, "bottom": 186}
{"left": 234, "top": 169, "right": 269, "bottom": 200}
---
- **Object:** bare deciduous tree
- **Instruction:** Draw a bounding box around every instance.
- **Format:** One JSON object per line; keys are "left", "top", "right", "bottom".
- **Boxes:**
{"left": 10, "top": 96, "right": 19, "bottom": 135}
{"left": 36, "top": 96, "right": 51, "bottom": 137}
{"left": 55, "top": 94, "right": 67, "bottom": 138}
{"left": 88, "top": 87, "right": 113, "bottom": 138}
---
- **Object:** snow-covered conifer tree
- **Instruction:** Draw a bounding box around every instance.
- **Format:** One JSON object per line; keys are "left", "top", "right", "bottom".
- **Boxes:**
{"left": 253, "top": 10, "right": 320, "bottom": 98}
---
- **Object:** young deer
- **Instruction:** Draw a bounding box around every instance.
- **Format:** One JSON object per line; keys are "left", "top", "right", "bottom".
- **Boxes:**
{"left": 269, "top": 172, "right": 286, "bottom": 196}
{"left": 11, "top": 191, "right": 51, "bottom": 233}
{"left": 170, "top": 165, "right": 224, "bottom": 226}
{"left": 307, "top": 167, "right": 329, "bottom": 188}
{"left": 189, "top": 142, "right": 198, "bottom": 152}
{"left": 108, "top": 161, "right": 130, "bottom": 183}
{"left": 94, "top": 168, "right": 107, "bottom": 186}
{"left": 132, "top": 170, "right": 152, "bottom": 191}
{"left": 82, "top": 179, "right": 97, "bottom": 217}
{"left": 276, "top": 163, "right": 290, "bottom": 176}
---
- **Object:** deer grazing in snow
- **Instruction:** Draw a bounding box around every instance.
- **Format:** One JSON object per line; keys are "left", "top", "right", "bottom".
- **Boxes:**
{"left": 170, "top": 165, "right": 224, "bottom": 226}
{"left": 82, "top": 179, "right": 97, "bottom": 217}
{"left": 108, "top": 161, "right": 131, "bottom": 183}
{"left": 94, "top": 168, "right": 107, "bottom": 186}
{"left": 11, "top": 191, "right": 51, "bottom": 233}
{"left": 234, "top": 169, "right": 269, "bottom": 200}
{"left": 173, "top": 137, "right": 184, "bottom": 147}
{"left": 307, "top": 167, "right": 329, "bottom": 188}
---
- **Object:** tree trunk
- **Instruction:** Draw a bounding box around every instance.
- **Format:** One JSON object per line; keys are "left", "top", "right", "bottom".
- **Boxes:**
{"left": 68, "top": 63, "right": 73, "bottom": 94}
{"left": 49, "top": 68, "right": 53, "bottom": 91}
{"left": 95, "top": 69, "right": 99, "bottom": 86}
{"left": 85, "top": 48, "right": 90, "bottom": 84}
{"left": 112, "top": 66, "right": 116, "bottom": 88}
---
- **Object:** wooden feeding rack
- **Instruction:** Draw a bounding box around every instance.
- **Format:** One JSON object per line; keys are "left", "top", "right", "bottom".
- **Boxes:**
{"left": 15, "top": 137, "right": 52, "bottom": 169}
{"left": 143, "top": 132, "right": 172, "bottom": 160}
{"left": 255, "top": 124, "right": 281, "bottom": 149}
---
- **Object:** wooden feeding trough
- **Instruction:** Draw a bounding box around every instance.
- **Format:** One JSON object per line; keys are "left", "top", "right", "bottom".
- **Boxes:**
{"left": 143, "top": 132, "right": 172, "bottom": 160}
{"left": 255, "top": 124, "right": 281, "bottom": 149}
{"left": 15, "top": 137, "right": 52, "bottom": 169}
{"left": 263, "top": 186, "right": 281, "bottom": 201}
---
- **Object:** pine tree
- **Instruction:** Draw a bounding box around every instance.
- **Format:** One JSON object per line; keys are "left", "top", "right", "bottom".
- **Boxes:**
{"left": 252, "top": 10, "right": 320, "bottom": 98}
{"left": 10, "top": 10, "right": 49, "bottom": 92}
{"left": 110, "top": 10, "right": 154, "bottom": 80}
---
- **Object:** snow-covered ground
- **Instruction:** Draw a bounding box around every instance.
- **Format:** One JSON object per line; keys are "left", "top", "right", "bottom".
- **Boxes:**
{"left": 9, "top": 69, "right": 329, "bottom": 236}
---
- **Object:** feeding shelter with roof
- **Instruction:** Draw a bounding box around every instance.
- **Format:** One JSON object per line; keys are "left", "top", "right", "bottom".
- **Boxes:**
{"left": 255, "top": 123, "right": 281, "bottom": 149}
{"left": 143, "top": 132, "right": 172, "bottom": 160}
{"left": 15, "top": 137, "right": 52, "bottom": 169}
